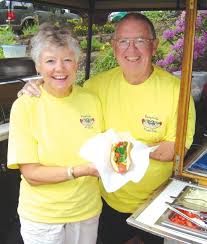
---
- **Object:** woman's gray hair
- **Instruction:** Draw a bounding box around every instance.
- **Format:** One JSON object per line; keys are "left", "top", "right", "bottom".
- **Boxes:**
{"left": 30, "top": 23, "right": 81, "bottom": 64}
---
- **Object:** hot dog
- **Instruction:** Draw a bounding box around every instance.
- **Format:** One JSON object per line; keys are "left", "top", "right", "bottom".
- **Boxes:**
{"left": 111, "top": 141, "right": 132, "bottom": 173}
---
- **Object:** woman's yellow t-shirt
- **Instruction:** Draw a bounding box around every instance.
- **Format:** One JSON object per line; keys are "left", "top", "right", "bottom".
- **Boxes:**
{"left": 7, "top": 85, "right": 103, "bottom": 223}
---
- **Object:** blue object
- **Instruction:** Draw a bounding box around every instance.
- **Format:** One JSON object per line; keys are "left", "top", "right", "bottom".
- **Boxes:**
{"left": 188, "top": 153, "right": 207, "bottom": 171}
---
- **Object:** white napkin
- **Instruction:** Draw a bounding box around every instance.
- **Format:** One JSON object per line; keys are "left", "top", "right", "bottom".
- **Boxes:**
{"left": 80, "top": 129, "right": 157, "bottom": 193}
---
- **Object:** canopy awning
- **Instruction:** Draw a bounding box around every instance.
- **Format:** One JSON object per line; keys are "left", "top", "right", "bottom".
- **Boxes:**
{"left": 33, "top": 0, "right": 207, "bottom": 11}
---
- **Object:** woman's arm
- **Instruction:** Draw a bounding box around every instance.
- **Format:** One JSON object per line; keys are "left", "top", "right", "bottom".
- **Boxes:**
{"left": 20, "top": 163, "right": 99, "bottom": 186}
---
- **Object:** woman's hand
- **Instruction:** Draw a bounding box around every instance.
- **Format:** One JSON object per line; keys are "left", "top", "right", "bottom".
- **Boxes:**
{"left": 18, "top": 79, "right": 44, "bottom": 97}
{"left": 149, "top": 141, "right": 175, "bottom": 162}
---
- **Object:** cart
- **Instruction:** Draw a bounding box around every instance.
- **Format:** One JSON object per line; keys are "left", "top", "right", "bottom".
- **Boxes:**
{"left": 1, "top": 0, "right": 207, "bottom": 243}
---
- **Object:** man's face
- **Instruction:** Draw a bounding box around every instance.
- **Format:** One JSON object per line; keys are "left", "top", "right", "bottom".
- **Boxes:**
{"left": 112, "top": 19, "right": 159, "bottom": 83}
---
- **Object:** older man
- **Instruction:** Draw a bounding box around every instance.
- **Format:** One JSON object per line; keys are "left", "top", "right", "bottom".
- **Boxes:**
{"left": 86, "top": 13, "right": 195, "bottom": 244}
{"left": 18, "top": 13, "right": 195, "bottom": 244}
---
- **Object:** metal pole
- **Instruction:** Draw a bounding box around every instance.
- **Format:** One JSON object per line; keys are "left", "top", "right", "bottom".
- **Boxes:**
{"left": 85, "top": 0, "right": 95, "bottom": 81}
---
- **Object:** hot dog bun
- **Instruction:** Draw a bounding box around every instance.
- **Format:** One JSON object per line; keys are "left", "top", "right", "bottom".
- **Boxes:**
{"left": 111, "top": 141, "right": 132, "bottom": 173}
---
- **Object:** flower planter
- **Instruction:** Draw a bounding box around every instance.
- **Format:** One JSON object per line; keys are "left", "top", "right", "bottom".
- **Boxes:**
{"left": 1, "top": 44, "right": 27, "bottom": 58}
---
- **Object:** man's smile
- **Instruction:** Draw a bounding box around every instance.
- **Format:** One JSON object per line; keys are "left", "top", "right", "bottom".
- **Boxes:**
{"left": 125, "top": 56, "right": 141, "bottom": 62}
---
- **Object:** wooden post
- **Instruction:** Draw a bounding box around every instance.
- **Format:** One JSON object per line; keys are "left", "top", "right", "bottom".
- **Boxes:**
{"left": 174, "top": 0, "right": 197, "bottom": 175}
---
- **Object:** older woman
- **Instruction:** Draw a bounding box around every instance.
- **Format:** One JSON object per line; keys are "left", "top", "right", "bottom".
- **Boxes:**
{"left": 7, "top": 23, "right": 103, "bottom": 244}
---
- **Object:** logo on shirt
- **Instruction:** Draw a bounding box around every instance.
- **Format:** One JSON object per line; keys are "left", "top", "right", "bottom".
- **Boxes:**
{"left": 142, "top": 115, "right": 162, "bottom": 132}
{"left": 80, "top": 115, "right": 95, "bottom": 128}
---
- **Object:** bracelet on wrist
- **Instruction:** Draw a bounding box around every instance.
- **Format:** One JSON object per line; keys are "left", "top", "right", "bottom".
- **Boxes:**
{"left": 67, "top": 167, "right": 75, "bottom": 180}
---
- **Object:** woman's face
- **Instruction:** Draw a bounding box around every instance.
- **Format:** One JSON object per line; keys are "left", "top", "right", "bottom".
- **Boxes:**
{"left": 36, "top": 45, "right": 78, "bottom": 97}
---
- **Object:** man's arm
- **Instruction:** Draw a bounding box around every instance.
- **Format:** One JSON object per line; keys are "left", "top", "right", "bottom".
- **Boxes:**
{"left": 149, "top": 141, "right": 175, "bottom": 161}
{"left": 18, "top": 79, "right": 43, "bottom": 97}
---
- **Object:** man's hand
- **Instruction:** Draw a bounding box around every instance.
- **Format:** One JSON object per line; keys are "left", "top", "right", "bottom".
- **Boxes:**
{"left": 149, "top": 141, "right": 175, "bottom": 162}
{"left": 18, "top": 79, "right": 43, "bottom": 97}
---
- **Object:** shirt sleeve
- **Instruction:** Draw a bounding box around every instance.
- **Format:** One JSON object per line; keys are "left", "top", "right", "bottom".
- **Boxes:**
{"left": 7, "top": 98, "right": 39, "bottom": 169}
{"left": 84, "top": 76, "right": 99, "bottom": 94}
{"left": 185, "top": 95, "right": 196, "bottom": 149}
{"left": 84, "top": 71, "right": 106, "bottom": 98}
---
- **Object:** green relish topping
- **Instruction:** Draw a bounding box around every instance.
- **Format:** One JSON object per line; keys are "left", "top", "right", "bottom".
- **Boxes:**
{"left": 113, "top": 141, "right": 128, "bottom": 165}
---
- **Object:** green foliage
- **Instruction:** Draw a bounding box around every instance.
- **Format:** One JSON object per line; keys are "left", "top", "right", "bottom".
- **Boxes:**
{"left": 74, "top": 24, "right": 99, "bottom": 36}
{"left": 91, "top": 46, "right": 118, "bottom": 75}
{"left": 76, "top": 45, "right": 118, "bottom": 86}
{"left": 80, "top": 38, "right": 104, "bottom": 51}
{"left": 92, "top": 24, "right": 99, "bottom": 35}
{"left": 76, "top": 69, "right": 86, "bottom": 86}
{"left": 142, "top": 11, "right": 179, "bottom": 23}
{"left": 101, "top": 23, "right": 115, "bottom": 34}
{"left": 74, "top": 25, "right": 88, "bottom": 36}
{"left": 0, "top": 26, "right": 17, "bottom": 45}
{"left": 67, "top": 18, "right": 82, "bottom": 27}
{"left": 22, "top": 23, "right": 39, "bottom": 36}
{"left": 0, "top": 48, "right": 4, "bottom": 59}
{"left": 153, "top": 39, "right": 170, "bottom": 63}
{"left": 0, "top": 26, "right": 17, "bottom": 58}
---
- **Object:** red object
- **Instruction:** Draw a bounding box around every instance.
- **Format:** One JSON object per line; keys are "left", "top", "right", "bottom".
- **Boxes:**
{"left": 169, "top": 208, "right": 202, "bottom": 229}
{"left": 7, "top": 10, "right": 16, "bottom": 21}
{"left": 118, "top": 163, "right": 126, "bottom": 173}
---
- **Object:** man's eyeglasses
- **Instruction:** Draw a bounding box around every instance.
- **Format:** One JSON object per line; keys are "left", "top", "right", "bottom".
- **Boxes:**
{"left": 114, "top": 37, "right": 154, "bottom": 49}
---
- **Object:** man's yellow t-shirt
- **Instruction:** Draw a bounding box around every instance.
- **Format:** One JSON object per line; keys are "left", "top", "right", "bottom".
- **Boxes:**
{"left": 7, "top": 85, "right": 103, "bottom": 223}
{"left": 85, "top": 65, "right": 195, "bottom": 213}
